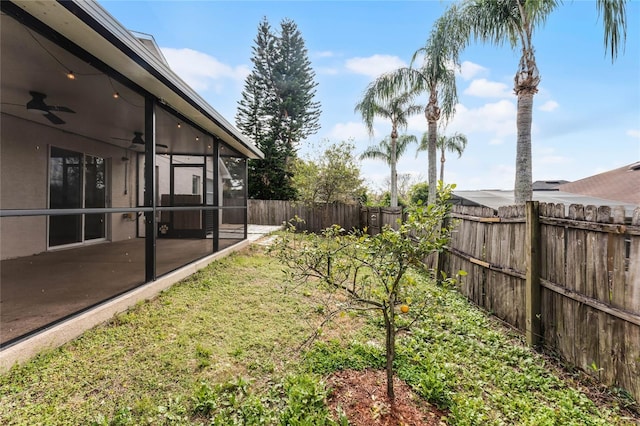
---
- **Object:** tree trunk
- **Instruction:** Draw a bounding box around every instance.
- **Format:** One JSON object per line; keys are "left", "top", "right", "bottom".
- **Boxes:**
{"left": 384, "top": 304, "right": 396, "bottom": 400}
{"left": 514, "top": 92, "right": 534, "bottom": 203}
{"left": 427, "top": 120, "right": 438, "bottom": 204}
{"left": 425, "top": 93, "right": 440, "bottom": 205}
{"left": 390, "top": 126, "right": 398, "bottom": 207}
{"left": 439, "top": 147, "right": 446, "bottom": 183}
{"left": 513, "top": 44, "right": 539, "bottom": 204}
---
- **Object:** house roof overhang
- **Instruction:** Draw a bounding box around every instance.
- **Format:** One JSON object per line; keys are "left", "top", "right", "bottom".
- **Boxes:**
{"left": 5, "top": 0, "right": 263, "bottom": 159}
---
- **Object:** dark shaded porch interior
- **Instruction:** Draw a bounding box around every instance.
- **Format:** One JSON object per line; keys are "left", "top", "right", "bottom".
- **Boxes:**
{"left": 0, "top": 228, "right": 246, "bottom": 346}
{"left": 0, "top": 5, "right": 261, "bottom": 349}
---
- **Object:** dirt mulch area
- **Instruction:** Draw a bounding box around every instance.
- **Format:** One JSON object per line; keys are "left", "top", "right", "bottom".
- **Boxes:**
{"left": 326, "top": 369, "right": 448, "bottom": 425}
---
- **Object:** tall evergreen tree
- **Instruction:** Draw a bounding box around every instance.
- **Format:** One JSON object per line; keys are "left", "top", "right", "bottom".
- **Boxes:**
{"left": 237, "top": 17, "right": 321, "bottom": 200}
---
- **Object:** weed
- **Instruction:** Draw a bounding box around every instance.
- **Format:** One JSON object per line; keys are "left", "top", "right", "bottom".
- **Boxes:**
{"left": 305, "top": 339, "right": 385, "bottom": 374}
{"left": 195, "top": 344, "right": 212, "bottom": 369}
{"left": 191, "top": 375, "right": 343, "bottom": 425}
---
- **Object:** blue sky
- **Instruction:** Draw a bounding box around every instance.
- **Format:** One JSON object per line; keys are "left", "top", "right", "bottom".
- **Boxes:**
{"left": 101, "top": 0, "right": 640, "bottom": 192}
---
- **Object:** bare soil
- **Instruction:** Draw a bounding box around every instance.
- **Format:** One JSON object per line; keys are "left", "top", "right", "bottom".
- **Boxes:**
{"left": 326, "top": 369, "right": 448, "bottom": 425}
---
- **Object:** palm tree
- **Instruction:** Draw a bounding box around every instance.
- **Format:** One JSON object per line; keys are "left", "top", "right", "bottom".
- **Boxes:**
{"left": 355, "top": 91, "right": 422, "bottom": 207}
{"left": 451, "top": 0, "right": 627, "bottom": 203}
{"left": 418, "top": 131, "right": 468, "bottom": 183}
{"left": 364, "top": 11, "right": 465, "bottom": 205}
{"left": 360, "top": 134, "right": 418, "bottom": 205}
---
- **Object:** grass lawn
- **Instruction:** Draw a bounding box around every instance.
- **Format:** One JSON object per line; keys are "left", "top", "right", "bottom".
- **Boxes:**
{"left": 0, "top": 242, "right": 637, "bottom": 425}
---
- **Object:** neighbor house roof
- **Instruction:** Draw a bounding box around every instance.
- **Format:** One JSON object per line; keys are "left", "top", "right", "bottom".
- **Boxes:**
{"left": 453, "top": 189, "right": 638, "bottom": 217}
{"left": 6, "top": 0, "right": 263, "bottom": 159}
{"left": 559, "top": 162, "right": 640, "bottom": 205}
{"left": 532, "top": 180, "right": 570, "bottom": 191}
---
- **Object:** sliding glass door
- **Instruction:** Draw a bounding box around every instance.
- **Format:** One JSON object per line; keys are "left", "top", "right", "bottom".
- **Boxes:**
{"left": 84, "top": 154, "right": 106, "bottom": 240}
{"left": 49, "top": 147, "right": 106, "bottom": 247}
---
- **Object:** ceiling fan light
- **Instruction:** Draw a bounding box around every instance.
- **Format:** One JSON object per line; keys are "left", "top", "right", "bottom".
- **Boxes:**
{"left": 66, "top": 71, "right": 76, "bottom": 80}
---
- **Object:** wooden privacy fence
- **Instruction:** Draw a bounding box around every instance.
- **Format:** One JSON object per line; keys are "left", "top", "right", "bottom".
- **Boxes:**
{"left": 248, "top": 200, "right": 403, "bottom": 234}
{"left": 248, "top": 199, "right": 360, "bottom": 233}
{"left": 440, "top": 202, "right": 640, "bottom": 401}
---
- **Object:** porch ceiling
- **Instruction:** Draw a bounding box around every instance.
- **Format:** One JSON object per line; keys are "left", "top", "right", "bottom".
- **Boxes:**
{"left": 0, "top": 2, "right": 259, "bottom": 159}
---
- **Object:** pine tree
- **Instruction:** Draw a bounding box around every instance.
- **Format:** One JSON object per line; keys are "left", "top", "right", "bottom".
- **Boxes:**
{"left": 237, "top": 17, "right": 321, "bottom": 200}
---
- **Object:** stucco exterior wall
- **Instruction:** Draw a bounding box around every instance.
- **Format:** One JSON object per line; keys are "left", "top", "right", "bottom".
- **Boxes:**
{"left": 0, "top": 114, "right": 137, "bottom": 259}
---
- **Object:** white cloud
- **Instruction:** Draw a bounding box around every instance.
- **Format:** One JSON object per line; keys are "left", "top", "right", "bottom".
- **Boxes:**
{"left": 627, "top": 129, "right": 640, "bottom": 139}
{"left": 489, "top": 138, "right": 504, "bottom": 145}
{"left": 448, "top": 100, "right": 517, "bottom": 137}
{"left": 407, "top": 113, "right": 426, "bottom": 133}
{"left": 534, "top": 145, "right": 571, "bottom": 166}
{"left": 463, "top": 78, "right": 513, "bottom": 98}
{"left": 328, "top": 121, "right": 371, "bottom": 141}
{"left": 161, "top": 47, "right": 249, "bottom": 91}
{"left": 345, "top": 54, "right": 407, "bottom": 79}
{"left": 458, "top": 61, "right": 487, "bottom": 81}
{"left": 538, "top": 100, "right": 559, "bottom": 112}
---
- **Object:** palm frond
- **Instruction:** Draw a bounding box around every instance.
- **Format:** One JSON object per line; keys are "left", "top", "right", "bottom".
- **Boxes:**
{"left": 597, "top": 0, "right": 627, "bottom": 61}
{"left": 437, "top": 132, "right": 468, "bottom": 158}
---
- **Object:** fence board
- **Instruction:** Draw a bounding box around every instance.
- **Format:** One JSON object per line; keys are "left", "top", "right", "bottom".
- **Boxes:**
{"left": 541, "top": 287, "right": 558, "bottom": 354}
{"left": 623, "top": 322, "right": 640, "bottom": 398}
{"left": 566, "top": 205, "right": 587, "bottom": 294}
{"left": 628, "top": 233, "right": 640, "bottom": 312}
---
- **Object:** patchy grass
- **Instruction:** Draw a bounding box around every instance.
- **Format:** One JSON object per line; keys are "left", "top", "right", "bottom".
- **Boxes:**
{"left": 0, "top": 245, "right": 356, "bottom": 425}
{"left": 0, "top": 243, "right": 636, "bottom": 425}
{"left": 304, "top": 270, "right": 638, "bottom": 425}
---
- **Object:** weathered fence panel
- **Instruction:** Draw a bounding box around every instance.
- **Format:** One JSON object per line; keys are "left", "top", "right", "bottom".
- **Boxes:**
{"left": 248, "top": 199, "right": 361, "bottom": 233}
{"left": 360, "top": 207, "right": 403, "bottom": 234}
{"left": 441, "top": 202, "right": 640, "bottom": 401}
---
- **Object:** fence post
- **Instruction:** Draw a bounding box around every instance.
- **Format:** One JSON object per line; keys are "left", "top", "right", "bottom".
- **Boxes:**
{"left": 525, "top": 201, "right": 541, "bottom": 347}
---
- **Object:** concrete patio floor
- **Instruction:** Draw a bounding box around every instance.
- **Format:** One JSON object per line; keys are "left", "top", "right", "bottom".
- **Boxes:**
{"left": 0, "top": 225, "right": 281, "bottom": 346}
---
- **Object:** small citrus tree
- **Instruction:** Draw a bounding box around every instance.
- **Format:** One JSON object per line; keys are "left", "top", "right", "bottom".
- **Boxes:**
{"left": 270, "top": 184, "right": 455, "bottom": 400}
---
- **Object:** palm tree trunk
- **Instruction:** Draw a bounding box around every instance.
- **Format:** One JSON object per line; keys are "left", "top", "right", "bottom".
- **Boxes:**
{"left": 515, "top": 92, "right": 533, "bottom": 203}
{"left": 513, "top": 45, "right": 539, "bottom": 204}
{"left": 390, "top": 128, "right": 398, "bottom": 207}
{"left": 426, "top": 93, "right": 440, "bottom": 205}
{"left": 427, "top": 120, "right": 438, "bottom": 204}
{"left": 439, "top": 146, "right": 446, "bottom": 183}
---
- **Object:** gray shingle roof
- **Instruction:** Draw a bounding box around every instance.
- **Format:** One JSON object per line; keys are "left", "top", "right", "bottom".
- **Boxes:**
{"left": 559, "top": 162, "right": 640, "bottom": 205}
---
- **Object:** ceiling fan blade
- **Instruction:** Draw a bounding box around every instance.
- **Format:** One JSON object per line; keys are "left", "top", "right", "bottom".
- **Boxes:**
{"left": 26, "top": 92, "right": 74, "bottom": 115}
{"left": 44, "top": 112, "right": 65, "bottom": 125}
{"left": 48, "top": 105, "right": 75, "bottom": 114}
